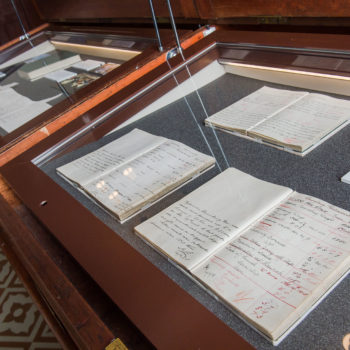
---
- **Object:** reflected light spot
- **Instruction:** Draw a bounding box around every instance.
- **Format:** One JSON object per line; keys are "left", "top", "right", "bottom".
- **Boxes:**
{"left": 96, "top": 180, "right": 106, "bottom": 189}
{"left": 123, "top": 167, "right": 133, "bottom": 176}
{"left": 343, "top": 334, "right": 350, "bottom": 350}
{"left": 109, "top": 190, "right": 119, "bottom": 200}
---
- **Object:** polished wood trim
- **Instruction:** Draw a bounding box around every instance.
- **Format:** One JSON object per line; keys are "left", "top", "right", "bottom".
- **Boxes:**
{"left": 0, "top": 38, "right": 254, "bottom": 349}
{"left": 4, "top": 28, "right": 350, "bottom": 349}
{"left": 0, "top": 176, "right": 115, "bottom": 350}
{"left": 0, "top": 27, "right": 207, "bottom": 166}
{"left": 0, "top": 50, "right": 165, "bottom": 166}
{"left": 195, "top": 0, "right": 350, "bottom": 18}
{"left": 0, "top": 23, "right": 49, "bottom": 52}
{"left": 0, "top": 173, "right": 155, "bottom": 349}
{"left": 33, "top": 0, "right": 199, "bottom": 22}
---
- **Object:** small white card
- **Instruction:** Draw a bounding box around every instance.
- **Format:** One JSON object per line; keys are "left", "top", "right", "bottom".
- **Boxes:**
{"left": 72, "top": 59, "right": 104, "bottom": 71}
{"left": 341, "top": 170, "right": 350, "bottom": 184}
{"left": 44, "top": 69, "right": 77, "bottom": 82}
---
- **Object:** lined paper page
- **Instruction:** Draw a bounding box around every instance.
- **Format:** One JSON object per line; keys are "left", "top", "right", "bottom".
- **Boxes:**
{"left": 57, "top": 129, "right": 166, "bottom": 186}
{"left": 0, "top": 102, "right": 51, "bottom": 133}
{"left": 44, "top": 69, "right": 77, "bottom": 82}
{"left": 0, "top": 89, "right": 59, "bottom": 133}
{"left": 0, "top": 88, "right": 33, "bottom": 115}
{"left": 250, "top": 93, "right": 350, "bottom": 151}
{"left": 193, "top": 193, "right": 350, "bottom": 340}
{"left": 135, "top": 168, "right": 292, "bottom": 270}
{"left": 72, "top": 59, "right": 104, "bottom": 71}
{"left": 85, "top": 140, "right": 215, "bottom": 221}
{"left": 205, "top": 87, "right": 307, "bottom": 132}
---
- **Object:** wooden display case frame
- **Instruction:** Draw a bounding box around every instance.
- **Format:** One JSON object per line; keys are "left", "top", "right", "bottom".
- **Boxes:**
{"left": 2, "top": 28, "right": 350, "bottom": 349}
{"left": 0, "top": 23, "right": 206, "bottom": 167}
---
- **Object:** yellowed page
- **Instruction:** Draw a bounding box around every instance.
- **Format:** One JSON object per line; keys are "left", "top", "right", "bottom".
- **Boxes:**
{"left": 85, "top": 140, "right": 215, "bottom": 221}
{"left": 250, "top": 93, "right": 350, "bottom": 151}
{"left": 205, "top": 86, "right": 307, "bottom": 132}
{"left": 193, "top": 193, "right": 350, "bottom": 340}
{"left": 57, "top": 129, "right": 165, "bottom": 186}
{"left": 135, "top": 168, "right": 292, "bottom": 270}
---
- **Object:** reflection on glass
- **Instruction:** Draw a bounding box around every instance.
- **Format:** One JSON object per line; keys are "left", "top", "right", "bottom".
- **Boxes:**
{"left": 0, "top": 33, "right": 135, "bottom": 136}
{"left": 96, "top": 180, "right": 105, "bottom": 189}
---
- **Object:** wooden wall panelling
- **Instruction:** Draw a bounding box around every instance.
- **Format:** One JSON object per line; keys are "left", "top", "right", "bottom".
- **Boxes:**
{"left": 0, "top": 23, "right": 48, "bottom": 52}
{"left": 195, "top": 0, "right": 350, "bottom": 20}
{"left": 0, "top": 0, "right": 42, "bottom": 46}
{"left": 32, "top": 0, "right": 199, "bottom": 22}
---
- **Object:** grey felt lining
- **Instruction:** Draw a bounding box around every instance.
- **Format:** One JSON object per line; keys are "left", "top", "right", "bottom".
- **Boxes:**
{"left": 41, "top": 72, "right": 350, "bottom": 350}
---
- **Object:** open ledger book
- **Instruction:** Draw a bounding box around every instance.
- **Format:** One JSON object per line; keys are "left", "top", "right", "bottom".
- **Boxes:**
{"left": 205, "top": 86, "right": 350, "bottom": 155}
{"left": 135, "top": 168, "right": 350, "bottom": 344}
{"left": 57, "top": 129, "right": 215, "bottom": 222}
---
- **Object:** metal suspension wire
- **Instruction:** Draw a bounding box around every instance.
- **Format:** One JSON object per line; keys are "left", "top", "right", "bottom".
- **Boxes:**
{"left": 148, "top": 0, "right": 164, "bottom": 52}
{"left": 10, "top": 0, "right": 34, "bottom": 47}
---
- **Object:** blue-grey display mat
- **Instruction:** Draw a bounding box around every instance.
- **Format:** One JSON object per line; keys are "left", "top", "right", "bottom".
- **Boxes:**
{"left": 41, "top": 72, "right": 350, "bottom": 350}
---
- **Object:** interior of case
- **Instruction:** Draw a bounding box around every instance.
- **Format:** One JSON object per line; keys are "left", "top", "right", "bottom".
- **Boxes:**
{"left": 3, "top": 35, "right": 350, "bottom": 349}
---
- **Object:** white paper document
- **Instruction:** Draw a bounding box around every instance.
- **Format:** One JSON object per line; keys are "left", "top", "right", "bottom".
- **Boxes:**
{"left": 44, "top": 69, "right": 77, "bottom": 82}
{"left": 72, "top": 59, "right": 104, "bottom": 71}
{"left": 0, "top": 88, "right": 61, "bottom": 133}
{"left": 57, "top": 129, "right": 215, "bottom": 222}
{"left": 341, "top": 171, "right": 350, "bottom": 184}
{"left": 136, "top": 168, "right": 350, "bottom": 343}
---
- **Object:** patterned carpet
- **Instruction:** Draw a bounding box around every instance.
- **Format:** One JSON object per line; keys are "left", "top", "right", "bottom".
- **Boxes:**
{"left": 0, "top": 248, "right": 62, "bottom": 350}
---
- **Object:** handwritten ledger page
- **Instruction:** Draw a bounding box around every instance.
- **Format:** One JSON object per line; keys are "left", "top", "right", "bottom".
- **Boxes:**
{"left": 135, "top": 168, "right": 350, "bottom": 343}
{"left": 205, "top": 86, "right": 350, "bottom": 155}
{"left": 57, "top": 129, "right": 215, "bottom": 222}
{"left": 135, "top": 168, "right": 292, "bottom": 270}
{"left": 0, "top": 88, "right": 60, "bottom": 133}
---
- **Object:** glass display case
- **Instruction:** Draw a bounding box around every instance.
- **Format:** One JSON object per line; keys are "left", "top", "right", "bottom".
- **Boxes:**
{"left": 2, "top": 28, "right": 350, "bottom": 349}
{"left": 0, "top": 23, "right": 198, "bottom": 166}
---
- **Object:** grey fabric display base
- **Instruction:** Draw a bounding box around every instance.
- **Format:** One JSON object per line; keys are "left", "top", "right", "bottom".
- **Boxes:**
{"left": 42, "top": 72, "right": 350, "bottom": 350}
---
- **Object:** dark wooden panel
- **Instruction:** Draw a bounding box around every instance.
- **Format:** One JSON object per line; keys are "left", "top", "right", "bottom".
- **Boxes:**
{"left": 196, "top": 0, "right": 350, "bottom": 19}
{"left": 33, "top": 0, "right": 199, "bottom": 22}
{"left": 0, "top": 175, "right": 154, "bottom": 350}
{"left": 0, "top": 0, "right": 42, "bottom": 46}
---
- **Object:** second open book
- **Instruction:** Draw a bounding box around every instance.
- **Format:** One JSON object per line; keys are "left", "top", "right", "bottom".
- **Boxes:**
{"left": 135, "top": 168, "right": 350, "bottom": 344}
{"left": 205, "top": 86, "right": 350, "bottom": 155}
{"left": 57, "top": 129, "right": 215, "bottom": 222}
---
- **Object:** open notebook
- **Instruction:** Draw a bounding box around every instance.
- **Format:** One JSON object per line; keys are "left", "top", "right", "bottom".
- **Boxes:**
{"left": 135, "top": 168, "right": 350, "bottom": 344}
{"left": 205, "top": 86, "right": 350, "bottom": 155}
{"left": 57, "top": 129, "right": 215, "bottom": 222}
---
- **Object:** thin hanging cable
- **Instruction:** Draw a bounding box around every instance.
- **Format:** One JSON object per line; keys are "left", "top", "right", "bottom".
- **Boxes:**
{"left": 10, "top": 0, "right": 34, "bottom": 47}
{"left": 148, "top": 0, "right": 163, "bottom": 52}
{"left": 165, "top": 0, "right": 184, "bottom": 58}
{"left": 165, "top": 59, "right": 223, "bottom": 172}
{"left": 164, "top": 0, "right": 229, "bottom": 169}
{"left": 182, "top": 64, "right": 230, "bottom": 169}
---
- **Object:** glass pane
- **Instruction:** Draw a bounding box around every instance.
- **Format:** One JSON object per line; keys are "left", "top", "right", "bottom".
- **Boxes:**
{"left": 6, "top": 33, "right": 350, "bottom": 349}
{"left": 0, "top": 29, "right": 153, "bottom": 136}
